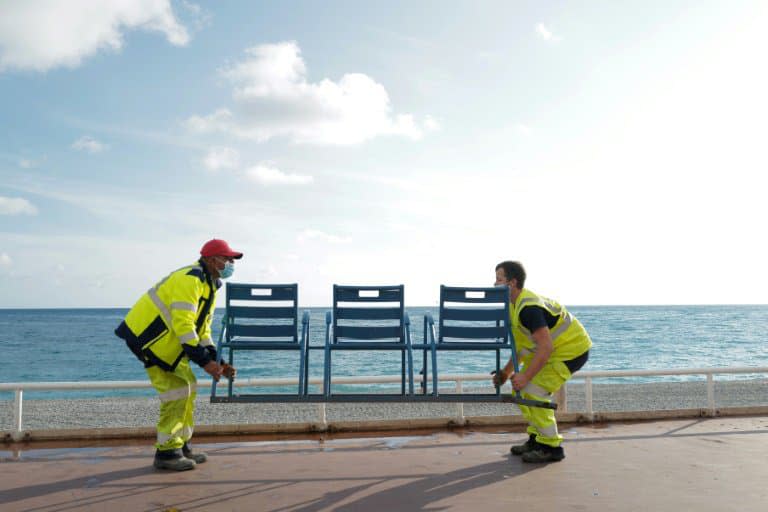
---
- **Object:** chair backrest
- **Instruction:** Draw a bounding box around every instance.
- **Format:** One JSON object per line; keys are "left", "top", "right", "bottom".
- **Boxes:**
{"left": 332, "top": 285, "right": 405, "bottom": 343}
{"left": 225, "top": 283, "right": 299, "bottom": 344}
{"left": 438, "top": 285, "right": 511, "bottom": 344}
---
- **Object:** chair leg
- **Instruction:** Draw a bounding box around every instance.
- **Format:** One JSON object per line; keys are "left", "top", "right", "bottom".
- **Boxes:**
{"left": 401, "top": 350, "right": 406, "bottom": 395}
{"left": 431, "top": 344, "right": 438, "bottom": 397}
{"left": 323, "top": 348, "right": 331, "bottom": 397}
{"left": 227, "top": 349, "right": 234, "bottom": 398}
{"left": 407, "top": 347, "right": 414, "bottom": 395}
{"left": 298, "top": 347, "right": 305, "bottom": 396}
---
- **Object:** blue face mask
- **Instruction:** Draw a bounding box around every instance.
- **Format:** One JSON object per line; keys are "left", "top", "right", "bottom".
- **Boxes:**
{"left": 219, "top": 261, "right": 235, "bottom": 279}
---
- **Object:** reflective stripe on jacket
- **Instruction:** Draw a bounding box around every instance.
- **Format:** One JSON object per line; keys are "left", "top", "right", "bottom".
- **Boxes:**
{"left": 117, "top": 260, "right": 218, "bottom": 371}
{"left": 511, "top": 289, "right": 592, "bottom": 362}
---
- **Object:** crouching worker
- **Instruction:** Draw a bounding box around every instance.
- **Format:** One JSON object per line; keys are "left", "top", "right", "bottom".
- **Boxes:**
{"left": 492, "top": 260, "right": 591, "bottom": 463}
{"left": 115, "top": 239, "right": 241, "bottom": 471}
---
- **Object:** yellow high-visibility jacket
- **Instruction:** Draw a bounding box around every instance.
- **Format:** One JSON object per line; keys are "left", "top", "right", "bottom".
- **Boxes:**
{"left": 115, "top": 260, "right": 219, "bottom": 371}
{"left": 511, "top": 289, "right": 592, "bottom": 362}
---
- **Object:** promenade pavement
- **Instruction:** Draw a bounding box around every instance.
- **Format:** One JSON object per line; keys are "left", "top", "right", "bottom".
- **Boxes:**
{"left": 1, "top": 416, "right": 767, "bottom": 512}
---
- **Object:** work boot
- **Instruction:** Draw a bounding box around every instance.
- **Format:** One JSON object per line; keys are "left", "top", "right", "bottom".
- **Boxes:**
{"left": 153, "top": 449, "right": 196, "bottom": 471}
{"left": 510, "top": 434, "right": 538, "bottom": 456}
{"left": 522, "top": 444, "right": 565, "bottom": 463}
{"left": 182, "top": 442, "right": 208, "bottom": 464}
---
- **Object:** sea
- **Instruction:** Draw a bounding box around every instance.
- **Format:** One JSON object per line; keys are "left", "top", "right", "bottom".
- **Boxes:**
{"left": 1, "top": 305, "right": 766, "bottom": 399}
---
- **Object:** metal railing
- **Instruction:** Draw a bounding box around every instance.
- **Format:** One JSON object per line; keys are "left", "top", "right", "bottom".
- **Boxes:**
{"left": 2, "top": 366, "right": 767, "bottom": 441}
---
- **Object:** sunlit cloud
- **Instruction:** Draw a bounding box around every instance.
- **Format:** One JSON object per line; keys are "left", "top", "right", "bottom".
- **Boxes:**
{"left": 0, "top": 0, "right": 191, "bottom": 72}
{"left": 514, "top": 123, "right": 531, "bottom": 135}
{"left": 72, "top": 135, "right": 108, "bottom": 153}
{"left": 203, "top": 146, "right": 240, "bottom": 171}
{"left": 0, "top": 252, "right": 11, "bottom": 266}
{"left": 297, "top": 229, "right": 351, "bottom": 244}
{"left": 245, "top": 164, "right": 313, "bottom": 185}
{"left": 0, "top": 196, "right": 38, "bottom": 215}
{"left": 186, "top": 41, "right": 436, "bottom": 145}
{"left": 536, "top": 23, "right": 562, "bottom": 43}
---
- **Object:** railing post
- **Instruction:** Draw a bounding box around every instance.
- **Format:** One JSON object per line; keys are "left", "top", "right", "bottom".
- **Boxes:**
{"left": 706, "top": 373, "right": 716, "bottom": 416}
{"left": 317, "top": 403, "right": 328, "bottom": 432}
{"left": 584, "top": 377, "right": 594, "bottom": 422}
{"left": 12, "top": 389, "right": 23, "bottom": 441}
{"left": 555, "top": 386, "right": 567, "bottom": 413}
{"left": 454, "top": 379, "right": 466, "bottom": 426}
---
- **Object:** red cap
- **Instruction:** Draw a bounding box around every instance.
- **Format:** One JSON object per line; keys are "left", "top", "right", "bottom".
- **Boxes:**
{"left": 200, "top": 239, "right": 243, "bottom": 259}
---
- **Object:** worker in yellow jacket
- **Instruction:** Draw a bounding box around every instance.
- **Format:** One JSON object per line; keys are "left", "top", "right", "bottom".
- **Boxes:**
{"left": 115, "top": 239, "right": 241, "bottom": 471}
{"left": 492, "top": 260, "right": 591, "bottom": 463}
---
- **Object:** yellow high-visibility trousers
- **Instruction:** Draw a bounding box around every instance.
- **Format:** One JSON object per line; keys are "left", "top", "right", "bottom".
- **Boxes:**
{"left": 516, "top": 358, "right": 572, "bottom": 448}
{"left": 146, "top": 360, "right": 197, "bottom": 451}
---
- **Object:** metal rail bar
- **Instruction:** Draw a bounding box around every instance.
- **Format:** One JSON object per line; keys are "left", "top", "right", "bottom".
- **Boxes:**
{"left": 3, "top": 366, "right": 767, "bottom": 441}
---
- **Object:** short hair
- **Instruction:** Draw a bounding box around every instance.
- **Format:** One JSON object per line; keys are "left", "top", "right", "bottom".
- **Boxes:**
{"left": 495, "top": 260, "right": 526, "bottom": 289}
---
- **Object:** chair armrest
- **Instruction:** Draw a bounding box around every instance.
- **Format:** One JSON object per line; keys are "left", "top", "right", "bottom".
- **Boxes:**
{"left": 404, "top": 312, "right": 412, "bottom": 346}
{"left": 324, "top": 311, "right": 333, "bottom": 346}
{"left": 300, "top": 310, "right": 310, "bottom": 348}
{"left": 424, "top": 312, "right": 437, "bottom": 344}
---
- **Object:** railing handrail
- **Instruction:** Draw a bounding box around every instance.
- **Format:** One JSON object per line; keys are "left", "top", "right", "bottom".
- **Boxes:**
{"left": 2, "top": 366, "right": 767, "bottom": 391}
{"left": 4, "top": 366, "right": 768, "bottom": 441}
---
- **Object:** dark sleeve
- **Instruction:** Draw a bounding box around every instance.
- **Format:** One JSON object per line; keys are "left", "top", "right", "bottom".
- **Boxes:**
{"left": 183, "top": 343, "right": 213, "bottom": 368}
{"left": 206, "top": 345, "right": 218, "bottom": 363}
{"left": 519, "top": 306, "right": 550, "bottom": 332}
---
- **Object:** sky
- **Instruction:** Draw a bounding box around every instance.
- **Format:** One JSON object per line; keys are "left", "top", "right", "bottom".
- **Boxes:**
{"left": 1, "top": 0, "right": 767, "bottom": 308}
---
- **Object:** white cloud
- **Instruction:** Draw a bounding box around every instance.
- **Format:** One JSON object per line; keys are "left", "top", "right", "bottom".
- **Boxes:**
{"left": 297, "top": 229, "right": 351, "bottom": 244}
{"left": 423, "top": 115, "right": 441, "bottom": 132}
{"left": 186, "top": 41, "right": 436, "bottom": 145}
{"left": 0, "top": 253, "right": 11, "bottom": 266}
{"left": 17, "top": 155, "right": 46, "bottom": 168}
{"left": 245, "top": 164, "right": 313, "bottom": 185}
{"left": 203, "top": 146, "right": 240, "bottom": 171}
{"left": 0, "top": 196, "right": 38, "bottom": 215}
{"left": 0, "top": 0, "right": 190, "bottom": 72}
{"left": 514, "top": 123, "right": 531, "bottom": 135}
{"left": 536, "top": 23, "right": 561, "bottom": 43}
{"left": 72, "top": 135, "right": 108, "bottom": 153}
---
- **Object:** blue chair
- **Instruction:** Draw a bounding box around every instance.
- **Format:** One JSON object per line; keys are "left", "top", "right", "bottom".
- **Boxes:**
{"left": 420, "top": 285, "right": 512, "bottom": 398}
{"left": 323, "top": 285, "right": 414, "bottom": 398}
{"left": 211, "top": 283, "right": 310, "bottom": 401}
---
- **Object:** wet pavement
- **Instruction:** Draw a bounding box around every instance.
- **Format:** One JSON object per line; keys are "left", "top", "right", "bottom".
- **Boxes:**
{"left": 1, "top": 416, "right": 767, "bottom": 511}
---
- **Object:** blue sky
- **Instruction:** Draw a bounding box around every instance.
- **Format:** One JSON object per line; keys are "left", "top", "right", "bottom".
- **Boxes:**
{"left": 1, "top": 0, "right": 766, "bottom": 307}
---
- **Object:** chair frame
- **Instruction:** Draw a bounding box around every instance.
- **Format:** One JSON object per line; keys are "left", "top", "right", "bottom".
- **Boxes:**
{"left": 209, "top": 282, "right": 555, "bottom": 409}
{"left": 210, "top": 282, "right": 310, "bottom": 402}
{"left": 322, "top": 284, "right": 415, "bottom": 398}
{"left": 416, "top": 285, "right": 553, "bottom": 408}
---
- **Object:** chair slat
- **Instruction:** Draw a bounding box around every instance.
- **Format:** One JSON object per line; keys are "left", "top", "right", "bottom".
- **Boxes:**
{"left": 227, "top": 283, "right": 297, "bottom": 301}
{"left": 228, "top": 324, "right": 297, "bottom": 338}
{"left": 223, "top": 340, "right": 301, "bottom": 348}
{"left": 228, "top": 306, "right": 296, "bottom": 319}
{"left": 335, "top": 307, "right": 402, "bottom": 320}
{"left": 335, "top": 325, "right": 403, "bottom": 340}
{"left": 441, "top": 285, "right": 507, "bottom": 303}
{"left": 440, "top": 307, "right": 506, "bottom": 321}
{"left": 335, "top": 285, "right": 403, "bottom": 302}
{"left": 440, "top": 325, "right": 508, "bottom": 340}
